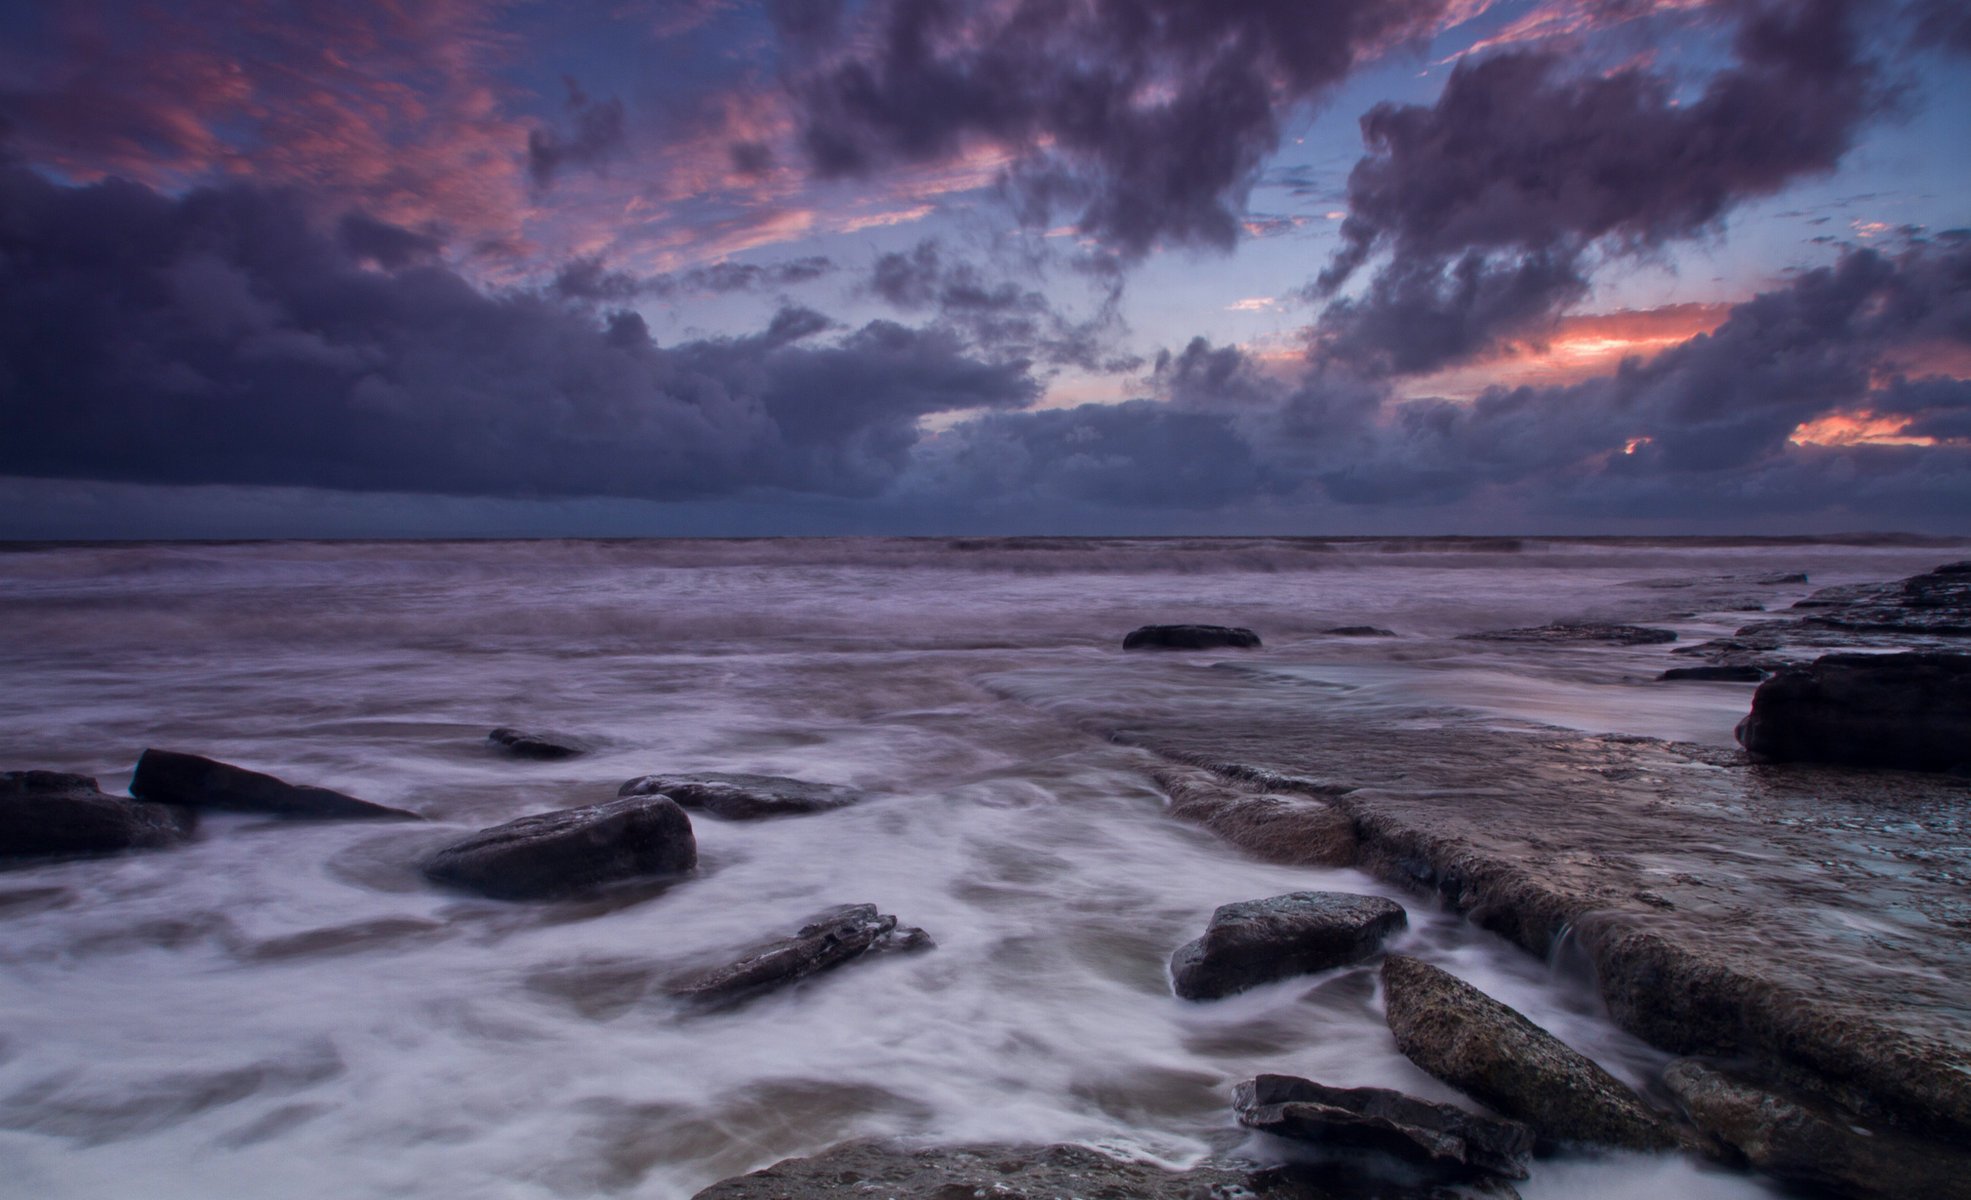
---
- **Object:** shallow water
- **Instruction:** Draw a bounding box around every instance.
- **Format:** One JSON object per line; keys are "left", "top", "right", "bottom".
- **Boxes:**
{"left": 0, "top": 536, "right": 1957, "bottom": 1198}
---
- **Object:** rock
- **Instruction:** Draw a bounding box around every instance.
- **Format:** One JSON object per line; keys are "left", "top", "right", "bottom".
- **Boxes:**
{"left": 616, "top": 771, "right": 863, "bottom": 820}
{"left": 1664, "top": 1059, "right": 1971, "bottom": 1200}
{"left": 1171, "top": 891, "right": 1406, "bottom": 1000}
{"left": 1380, "top": 955, "right": 1676, "bottom": 1151}
{"left": 1735, "top": 652, "right": 1971, "bottom": 772}
{"left": 1155, "top": 769, "right": 1358, "bottom": 867}
{"left": 669, "top": 903, "right": 931, "bottom": 1008}
{"left": 130, "top": 749, "right": 420, "bottom": 820}
{"left": 1, "top": 770, "right": 195, "bottom": 859}
{"left": 1123, "top": 624, "right": 1262, "bottom": 650}
{"left": 422, "top": 794, "right": 695, "bottom": 900}
{"left": 487, "top": 727, "right": 588, "bottom": 760}
{"left": 1236, "top": 1073, "right": 1535, "bottom": 1181}
{"left": 1465, "top": 623, "right": 1677, "bottom": 645}
{"left": 1326, "top": 625, "right": 1398, "bottom": 637}
{"left": 1660, "top": 665, "right": 1766, "bottom": 682}
{"left": 1790, "top": 561, "right": 1971, "bottom": 635}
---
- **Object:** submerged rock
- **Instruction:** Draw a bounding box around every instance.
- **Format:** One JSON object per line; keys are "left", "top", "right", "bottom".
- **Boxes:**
{"left": 1171, "top": 891, "right": 1406, "bottom": 1000}
{"left": 1236, "top": 1073, "right": 1535, "bottom": 1181}
{"left": 617, "top": 771, "right": 864, "bottom": 820}
{"left": 669, "top": 903, "right": 932, "bottom": 1008}
{"left": 1465, "top": 623, "right": 1677, "bottom": 645}
{"left": 1, "top": 770, "right": 195, "bottom": 859}
{"left": 1735, "top": 652, "right": 1971, "bottom": 772}
{"left": 422, "top": 794, "right": 695, "bottom": 900}
{"left": 1664, "top": 1059, "right": 1971, "bottom": 1200}
{"left": 1660, "top": 665, "right": 1766, "bottom": 682}
{"left": 487, "top": 727, "right": 589, "bottom": 760}
{"left": 1122, "top": 624, "right": 1262, "bottom": 650}
{"left": 1381, "top": 955, "right": 1676, "bottom": 1151}
{"left": 131, "top": 749, "right": 420, "bottom": 820}
{"left": 1325, "top": 625, "right": 1398, "bottom": 637}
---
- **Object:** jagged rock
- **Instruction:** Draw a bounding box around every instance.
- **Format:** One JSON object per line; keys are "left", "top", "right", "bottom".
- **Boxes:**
{"left": 1380, "top": 955, "right": 1676, "bottom": 1151}
{"left": 1237, "top": 1073, "right": 1534, "bottom": 1181}
{"left": 1, "top": 770, "right": 195, "bottom": 859}
{"left": 487, "top": 727, "right": 589, "bottom": 760}
{"left": 1326, "top": 625, "right": 1398, "bottom": 637}
{"left": 1789, "top": 561, "right": 1971, "bottom": 634}
{"left": 669, "top": 904, "right": 932, "bottom": 1008}
{"left": 617, "top": 771, "right": 863, "bottom": 820}
{"left": 1464, "top": 623, "right": 1677, "bottom": 645}
{"left": 131, "top": 749, "right": 419, "bottom": 820}
{"left": 1172, "top": 891, "right": 1406, "bottom": 1000}
{"left": 1660, "top": 665, "right": 1765, "bottom": 682}
{"left": 1123, "top": 624, "right": 1262, "bottom": 650}
{"left": 422, "top": 794, "right": 695, "bottom": 900}
{"left": 1735, "top": 652, "right": 1971, "bottom": 772}
{"left": 1664, "top": 1059, "right": 1971, "bottom": 1200}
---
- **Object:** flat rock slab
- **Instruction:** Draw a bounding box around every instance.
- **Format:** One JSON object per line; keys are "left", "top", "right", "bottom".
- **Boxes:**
{"left": 1735, "top": 652, "right": 1971, "bottom": 773}
{"left": 2, "top": 770, "right": 195, "bottom": 859}
{"left": 422, "top": 794, "right": 695, "bottom": 900}
{"left": 1381, "top": 955, "right": 1676, "bottom": 1151}
{"left": 1237, "top": 1073, "right": 1535, "bottom": 1181}
{"left": 1660, "top": 665, "right": 1765, "bottom": 682}
{"left": 487, "top": 727, "right": 589, "bottom": 760}
{"left": 1172, "top": 891, "right": 1406, "bottom": 1000}
{"left": 617, "top": 771, "right": 863, "bottom": 820}
{"left": 1665, "top": 1059, "right": 1971, "bottom": 1200}
{"left": 131, "top": 749, "right": 419, "bottom": 820}
{"left": 1464, "top": 622, "right": 1677, "bottom": 645}
{"left": 1123, "top": 624, "right": 1262, "bottom": 650}
{"left": 1155, "top": 766, "right": 1358, "bottom": 867}
{"left": 669, "top": 903, "right": 932, "bottom": 1008}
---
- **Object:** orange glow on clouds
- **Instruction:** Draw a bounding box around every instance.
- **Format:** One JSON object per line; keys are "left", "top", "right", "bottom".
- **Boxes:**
{"left": 1403, "top": 301, "right": 1731, "bottom": 399}
{"left": 1788, "top": 412, "right": 1937, "bottom": 448}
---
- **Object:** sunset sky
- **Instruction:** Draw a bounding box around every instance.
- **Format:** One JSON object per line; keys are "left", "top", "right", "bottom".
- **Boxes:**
{"left": 2, "top": 0, "right": 1967, "bottom": 536}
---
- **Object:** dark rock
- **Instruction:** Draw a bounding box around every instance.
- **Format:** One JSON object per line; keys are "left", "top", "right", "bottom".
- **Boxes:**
{"left": 1123, "top": 624, "right": 1262, "bottom": 650}
{"left": 1326, "top": 625, "right": 1398, "bottom": 637}
{"left": 1381, "top": 955, "right": 1677, "bottom": 1151}
{"left": 1236, "top": 1073, "right": 1535, "bottom": 1181}
{"left": 1, "top": 770, "right": 195, "bottom": 859}
{"left": 1787, "top": 561, "right": 1971, "bottom": 634}
{"left": 669, "top": 903, "right": 932, "bottom": 1008}
{"left": 616, "top": 771, "right": 863, "bottom": 820}
{"left": 487, "top": 727, "right": 588, "bottom": 760}
{"left": 1735, "top": 652, "right": 1971, "bottom": 772}
{"left": 1155, "top": 768, "right": 1358, "bottom": 867}
{"left": 1172, "top": 891, "right": 1406, "bottom": 1000}
{"left": 131, "top": 749, "right": 419, "bottom": 820}
{"left": 1464, "top": 623, "right": 1677, "bottom": 645}
{"left": 422, "top": 794, "right": 695, "bottom": 900}
{"left": 1660, "top": 665, "right": 1766, "bottom": 682}
{"left": 1664, "top": 1059, "right": 1971, "bottom": 1200}
{"left": 1757, "top": 572, "right": 1810, "bottom": 585}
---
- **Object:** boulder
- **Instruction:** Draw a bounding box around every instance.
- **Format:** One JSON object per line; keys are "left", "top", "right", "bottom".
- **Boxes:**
{"left": 1380, "top": 955, "right": 1676, "bottom": 1151}
{"left": 1734, "top": 652, "right": 1971, "bottom": 772}
{"left": 1660, "top": 665, "right": 1765, "bottom": 682}
{"left": 1, "top": 770, "right": 195, "bottom": 859}
{"left": 131, "top": 749, "right": 419, "bottom": 820}
{"left": 422, "top": 794, "right": 696, "bottom": 900}
{"left": 1171, "top": 891, "right": 1406, "bottom": 1000}
{"left": 1236, "top": 1073, "right": 1535, "bottom": 1181}
{"left": 616, "top": 771, "right": 863, "bottom": 820}
{"left": 1325, "top": 625, "right": 1398, "bottom": 637}
{"left": 1465, "top": 623, "right": 1677, "bottom": 645}
{"left": 1664, "top": 1059, "right": 1971, "bottom": 1200}
{"left": 487, "top": 727, "right": 588, "bottom": 760}
{"left": 1122, "top": 624, "right": 1262, "bottom": 650}
{"left": 669, "top": 903, "right": 931, "bottom": 1008}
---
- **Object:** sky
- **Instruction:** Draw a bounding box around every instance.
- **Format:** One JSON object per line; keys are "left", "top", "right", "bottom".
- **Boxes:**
{"left": 0, "top": 0, "right": 1967, "bottom": 538}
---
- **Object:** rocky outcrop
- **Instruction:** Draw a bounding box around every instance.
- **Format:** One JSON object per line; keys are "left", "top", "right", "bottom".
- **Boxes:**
{"left": 1791, "top": 560, "right": 1971, "bottom": 635}
{"left": 131, "top": 749, "right": 420, "bottom": 820}
{"left": 1380, "top": 955, "right": 1676, "bottom": 1151}
{"left": 1171, "top": 891, "right": 1406, "bottom": 1000}
{"left": 1664, "top": 1059, "right": 1971, "bottom": 1200}
{"left": 487, "top": 727, "right": 589, "bottom": 760}
{"left": 669, "top": 903, "right": 931, "bottom": 1008}
{"left": 422, "top": 794, "right": 695, "bottom": 900}
{"left": 1464, "top": 622, "right": 1676, "bottom": 645}
{"left": 1122, "top": 624, "right": 1262, "bottom": 650}
{"left": 1155, "top": 768, "right": 1358, "bottom": 867}
{"left": 1236, "top": 1073, "right": 1534, "bottom": 1181}
{"left": 1735, "top": 652, "right": 1971, "bottom": 772}
{"left": 1, "top": 770, "right": 195, "bottom": 859}
{"left": 617, "top": 772, "right": 864, "bottom": 820}
{"left": 1659, "top": 665, "right": 1765, "bottom": 681}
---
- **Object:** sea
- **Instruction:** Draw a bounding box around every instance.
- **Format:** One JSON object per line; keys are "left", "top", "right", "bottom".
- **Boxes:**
{"left": 0, "top": 535, "right": 1959, "bottom": 1199}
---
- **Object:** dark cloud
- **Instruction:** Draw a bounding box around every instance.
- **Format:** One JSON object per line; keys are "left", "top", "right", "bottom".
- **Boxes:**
{"left": 528, "top": 78, "right": 629, "bottom": 186}
{"left": 864, "top": 239, "right": 1130, "bottom": 370}
{"left": 0, "top": 167, "right": 1033, "bottom": 501}
{"left": 1315, "top": 0, "right": 1889, "bottom": 375}
{"left": 552, "top": 255, "right": 838, "bottom": 302}
{"left": 336, "top": 213, "right": 445, "bottom": 270}
{"left": 777, "top": 0, "right": 1448, "bottom": 258}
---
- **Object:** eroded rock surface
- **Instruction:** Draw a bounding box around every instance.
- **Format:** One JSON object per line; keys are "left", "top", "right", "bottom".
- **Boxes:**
{"left": 1155, "top": 767, "right": 1358, "bottom": 867}
{"left": 1464, "top": 622, "right": 1676, "bottom": 645}
{"left": 1735, "top": 652, "right": 1971, "bottom": 772}
{"left": 618, "top": 772, "right": 863, "bottom": 820}
{"left": 1123, "top": 624, "right": 1262, "bottom": 650}
{"left": 1173, "top": 891, "right": 1406, "bottom": 1000}
{"left": 669, "top": 903, "right": 931, "bottom": 1008}
{"left": 131, "top": 749, "right": 419, "bottom": 820}
{"left": 1381, "top": 955, "right": 1676, "bottom": 1151}
{"left": 1659, "top": 665, "right": 1765, "bottom": 682}
{"left": 1236, "top": 1073, "right": 1534, "bottom": 1181}
{"left": 422, "top": 794, "right": 695, "bottom": 900}
{"left": 2, "top": 770, "right": 195, "bottom": 859}
{"left": 487, "top": 727, "right": 589, "bottom": 760}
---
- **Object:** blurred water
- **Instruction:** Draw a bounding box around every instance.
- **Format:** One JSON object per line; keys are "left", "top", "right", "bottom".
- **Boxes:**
{"left": 0, "top": 536, "right": 1955, "bottom": 1198}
